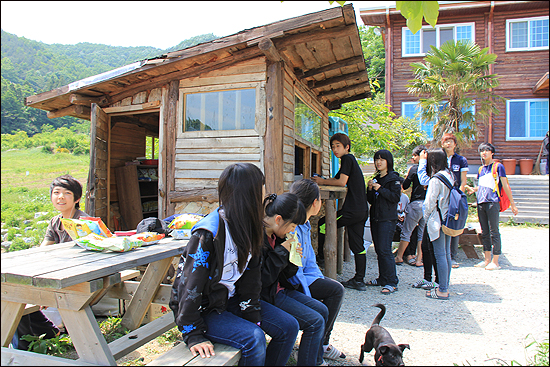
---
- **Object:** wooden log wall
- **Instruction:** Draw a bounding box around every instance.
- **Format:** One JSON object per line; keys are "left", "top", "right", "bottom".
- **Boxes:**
{"left": 388, "top": 7, "right": 548, "bottom": 164}
{"left": 173, "top": 58, "right": 266, "bottom": 197}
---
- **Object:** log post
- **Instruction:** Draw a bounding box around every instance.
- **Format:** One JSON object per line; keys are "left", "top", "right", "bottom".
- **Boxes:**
{"left": 264, "top": 61, "right": 284, "bottom": 195}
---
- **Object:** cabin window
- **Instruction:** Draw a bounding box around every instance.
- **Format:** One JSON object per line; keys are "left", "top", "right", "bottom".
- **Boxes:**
{"left": 507, "top": 99, "right": 549, "bottom": 140}
{"left": 506, "top": 16, "right": 549, "bottom": 51}
{"left": 402, "top": 101, "right": 474, "bottom": 140}
{"left": 402, "top": 23, "right": 474, "bottom": 57}
{"left": 294, "top": 96, "right": 321, "bottom": 146}
{"left": 184, "top": 88, "right": 256, "bottom": 132}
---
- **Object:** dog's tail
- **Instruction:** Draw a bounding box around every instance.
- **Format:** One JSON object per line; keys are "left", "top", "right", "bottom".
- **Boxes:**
{"left": 371, "top": 303, "right": 386, "bottom": 326}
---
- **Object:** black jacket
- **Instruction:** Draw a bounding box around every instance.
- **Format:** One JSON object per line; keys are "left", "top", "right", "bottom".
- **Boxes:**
{"left": 260, "top": 233, "right": 299, "bottom": 304}
{"left": 169, "top": 211, "right": 262, "bottom": 348}
{"left": 367, "top": 170, "right": 402, "bottom": 222}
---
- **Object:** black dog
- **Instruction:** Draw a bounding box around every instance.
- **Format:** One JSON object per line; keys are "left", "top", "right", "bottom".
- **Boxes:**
{"left": 359, "top": 303, "right": 409, "bottom": 366}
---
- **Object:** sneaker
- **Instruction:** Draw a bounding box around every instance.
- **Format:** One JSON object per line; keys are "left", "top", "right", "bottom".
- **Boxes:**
{"left": 412, "top": 279, "right": 429, "bottom": 288}
{"left": 421, "top": 281, "right": 439, "bottom": 290}
{"left": 341, "top": 278, "right": 366, "bottom": 291}
{"left": 485, "top": 263, "right": 501, "bottom": 270}
{"left": 323, "top": 344, "right": 346, "bottom": 360}
{"left": 451, "top": 260, "right": 459, "bottom": 268}
{"left": 474, "top": 261, "right": 488, "bottom": 268}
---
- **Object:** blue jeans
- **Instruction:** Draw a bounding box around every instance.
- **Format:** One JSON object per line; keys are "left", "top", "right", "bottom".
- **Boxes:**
{"left": 371, "top": 220, "right": 399, "bottom": 287}
{"left": 432, "top": 229, "right": 452, "bottom": 293}
{"left": 274, "top": 289, "right": 328, "bottom": 366}
{"left": 309, "top": 277, "right": 345, "bottom": 345}
{"left": 259, "top": 300, "right": 299, "bottom": 366}
{"left": 202, "top": 298, "right": 266, "bottom": 366}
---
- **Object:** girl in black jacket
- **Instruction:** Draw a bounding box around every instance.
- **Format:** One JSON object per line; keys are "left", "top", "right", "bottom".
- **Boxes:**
{"left": 169, "top": 163, "right": 266, "bottom": 365}
{"left": 261, "top": 193, "right": 329, "bottom": 366}
{"left": 366, "top": 149, "right": 402, "bottom": 294}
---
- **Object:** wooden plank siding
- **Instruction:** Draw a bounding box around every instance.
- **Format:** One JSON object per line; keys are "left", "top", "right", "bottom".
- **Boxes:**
{"left": 173, "top": 58, "right": 266, "bottom": 193}
{"left": 386, "top": 5, "right": 548, "bottom": 164}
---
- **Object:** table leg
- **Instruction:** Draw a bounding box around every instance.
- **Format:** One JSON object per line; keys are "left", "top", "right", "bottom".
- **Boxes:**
{"left": 324, "top": 198, "right": 337, "bottom": 279}
{"left": 121, "top": 256, "right": 173, "bottom": 330}
{"left": 58, "top": 306, "right": 116, "bottom": 365}
{"left": 1, "top": 300, "right": 25, "bottom": 347}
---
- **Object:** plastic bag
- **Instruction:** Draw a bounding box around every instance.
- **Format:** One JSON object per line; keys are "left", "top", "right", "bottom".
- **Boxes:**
{"left": 130, "top": 232, "right": 165, "bottom": 245}
{"left": 74, "top": 233, "right": 143, "bottom": 252}
{"left": 61, "top": 217, "right": 112, "bottom": 240}
{"left": 286, "top": 232, "right": 302, "bottom": 267}
{"left": 168, "top": 214, "right": 203, "bottom": 229}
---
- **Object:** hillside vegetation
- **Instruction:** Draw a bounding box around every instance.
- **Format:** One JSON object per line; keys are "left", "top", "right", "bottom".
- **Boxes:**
{"left": 1, "top": 30, "right": 218, "bottom": 134}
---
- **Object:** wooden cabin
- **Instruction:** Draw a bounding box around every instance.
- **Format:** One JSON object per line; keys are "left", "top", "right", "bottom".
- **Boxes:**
{"left": 361, "top": 1, "right": 549, "bottom": 167}
{"left": 25, "top": 5, "right": 370, "bottom": 230}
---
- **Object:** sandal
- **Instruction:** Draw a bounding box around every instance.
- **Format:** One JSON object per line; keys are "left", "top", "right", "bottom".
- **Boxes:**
{"left": 412, "top": 279, "right": 429, "bottom": 288}
{"left": 323, "top": 344, "right": 346, "bottom": 360}
{"left": 421, "top": 281, "right": 439, "bottom": 290}
{"left": 415, "top": 262, "right": 424, "bottom": 267}
{"left": 485, "top": 263, "right": 501, "bottom": 270}
{"left": 426, "top": 288, "right": 449, "bottom": 300}
{"left": 365, "top": 279, "right": 380, "bottom": 286}
{"left": 381, "top": 285, "right": 398, "bottom": 294}
{"left": 407, "top": 258, "right": 416, "bottom": 266}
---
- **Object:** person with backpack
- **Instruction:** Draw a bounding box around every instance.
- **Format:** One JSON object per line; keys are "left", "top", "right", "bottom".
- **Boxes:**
{"left": 465, "top": 143, "right": 518, "bottom": 270}
{"left": 422, "top": 149, "right": 455, "bottom": 300}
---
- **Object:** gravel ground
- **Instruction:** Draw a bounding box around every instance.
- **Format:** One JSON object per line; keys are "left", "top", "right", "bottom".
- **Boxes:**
{"left": 320, "top": 226, "right": 549, "bottom": 366}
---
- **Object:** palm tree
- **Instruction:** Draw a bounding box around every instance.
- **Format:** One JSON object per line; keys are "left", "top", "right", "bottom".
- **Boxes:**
{"left": 407, "top": 40, "right": 504, "bottom": 146}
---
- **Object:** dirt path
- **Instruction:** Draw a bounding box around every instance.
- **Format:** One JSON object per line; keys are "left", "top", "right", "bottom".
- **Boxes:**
{"left": 326, "top": 226, "right": 549, "bottom": 366}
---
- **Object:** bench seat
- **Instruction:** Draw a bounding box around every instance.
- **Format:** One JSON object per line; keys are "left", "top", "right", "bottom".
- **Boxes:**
{"left": 147, "top": 342, "right": 240, "bottom": 366}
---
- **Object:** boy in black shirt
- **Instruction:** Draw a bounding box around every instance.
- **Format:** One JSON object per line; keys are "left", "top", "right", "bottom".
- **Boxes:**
{"left": 312, "top": 133, "right": 369, "bottom": 291}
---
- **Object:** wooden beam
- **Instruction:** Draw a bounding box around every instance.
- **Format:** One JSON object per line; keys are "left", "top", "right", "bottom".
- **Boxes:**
{"left": 309, "top": 70, "right": 369, "bottom": 89}
{"left": 275, "top": 26, "right": 354, "bottom": 51}
{"left": 533, "top": 71, "right": 549, "bottom": 93}
{"left": 111, "top": 116, "right": 159, "bottom": 134}
{"left": 326, "top": 92, "right": 370, "bottom": 110}
{"left": 317, "top": 81, "right": 370, "bottom": 98}
{"left": 1, "top": 347, "right": 97, "bottom": 366}
{"left": 168, "top": 188, "right": 219, "bottom": 203}
{"left": 47, "top": 105, "right": 91, "bottom": 120}
{"left": 299, "top": 55, "right": 364, "bottom": 80}
{"left": 70, "top": 93, "right": 107, "bottom": 106}
{"left": 258, "top": 37, "right": 283, "bottom": 63}
{"left": 103, "top": 100, "right": 160, "bottom": 114}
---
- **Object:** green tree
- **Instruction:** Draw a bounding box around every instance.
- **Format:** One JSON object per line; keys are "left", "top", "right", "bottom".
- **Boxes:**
{"left": 330, "top": 98, "right": 427, "bottom": 174}
{"left": 407, "top": 40, "right": 504, "bottom": 146}
{"left": 359, "top": 26, "right": 385, "bottom": 96}
{"left": 396, "top": 1, "right": 440, "bottom": 34}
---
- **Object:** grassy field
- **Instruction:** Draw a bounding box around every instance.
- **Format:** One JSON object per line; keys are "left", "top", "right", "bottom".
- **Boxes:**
{"left": 1, "top": 148, "right": 89, "bottom": 251}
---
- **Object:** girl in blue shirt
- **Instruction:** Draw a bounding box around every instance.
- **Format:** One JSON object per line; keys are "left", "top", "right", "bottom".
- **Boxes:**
{"left": 289, "top": 179, "right": 346, "bottom": 361}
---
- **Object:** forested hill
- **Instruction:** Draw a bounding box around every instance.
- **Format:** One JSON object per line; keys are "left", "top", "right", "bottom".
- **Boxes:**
{"left": 1, "top": 30, "right": 218, "bottom": 135}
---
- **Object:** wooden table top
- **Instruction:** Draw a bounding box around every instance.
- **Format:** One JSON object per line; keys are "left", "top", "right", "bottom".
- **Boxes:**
{"left": 1, "top": 237, "right": 187, "bottom": 289}
{"left": 319, "top": 185, "right": 347, "bottom": 200}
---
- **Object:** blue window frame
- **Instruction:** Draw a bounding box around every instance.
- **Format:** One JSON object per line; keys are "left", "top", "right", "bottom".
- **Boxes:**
{"left": 507, "top": 99, "right": 549, "bottom": 140}
{"left": 506, "top": 16, "right": 549, "bottom": 51}
{"left": 402, "top": 23, "right": 475, "bottom": 57}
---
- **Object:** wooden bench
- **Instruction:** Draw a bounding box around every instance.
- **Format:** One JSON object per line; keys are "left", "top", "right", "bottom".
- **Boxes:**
{"left": 147, "top": 342, "right": 240, "bottom": 366}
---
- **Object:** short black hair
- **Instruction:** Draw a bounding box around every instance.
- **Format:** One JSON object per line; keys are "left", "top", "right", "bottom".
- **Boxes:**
{"left": 50, "top": 175, "right": 83, "bottom": 209}
{"left": 412, "top": 145, "right": 427, "bottom": 156}
{"left": 426, "top": 148, "right": 449, "bottom": 177}
{"left": 330, "top": 133, "right": 351, "bottom": 151}
{"left": 289, "top": 179, "right": 320, "bottom": 211}
{"left": 373, "top": 149, "right": 395, "bottom": 172}
{"left": 478, "top": 142, "right": 496, "bottom": 155}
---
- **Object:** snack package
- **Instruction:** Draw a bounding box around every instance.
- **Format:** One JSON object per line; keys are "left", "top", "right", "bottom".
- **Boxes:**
{"left": 80, "top": 216, "right": 113, "bottom": 237}
{"left": 130, "top": 232, "right": 165, "bottom": 245}
{"left": 75, "top": 233, "right": 142, "bottom": 252}
{"left": 61, "top": 217, "right": 112, "bottom": 240}
{"left": 170, "top": 229, "right": 192, "bottom": 240}
{"left": 286, "top": 232, "right": 302, "bottom": 267}
{"left": 168, "top": 214, "right": 203, "bottom": 229}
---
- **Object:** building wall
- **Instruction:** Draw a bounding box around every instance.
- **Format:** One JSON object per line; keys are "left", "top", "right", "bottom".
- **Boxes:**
{"left": 388, "top": 4, "right": 548, "bottom": 165}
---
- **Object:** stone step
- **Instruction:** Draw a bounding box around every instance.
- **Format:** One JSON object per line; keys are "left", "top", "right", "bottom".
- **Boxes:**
{"left": 500, "top": 213, "right": 549, "bottom": 224}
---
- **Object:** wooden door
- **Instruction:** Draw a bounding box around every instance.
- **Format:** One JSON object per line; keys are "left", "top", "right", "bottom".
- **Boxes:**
{"left": 85, "top": 104, "right": 109, "bottom": 224}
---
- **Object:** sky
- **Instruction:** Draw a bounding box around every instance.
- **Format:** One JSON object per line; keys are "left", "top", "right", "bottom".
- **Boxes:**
{"left": 1, "top": 1, "right": 395, "bottom": 49}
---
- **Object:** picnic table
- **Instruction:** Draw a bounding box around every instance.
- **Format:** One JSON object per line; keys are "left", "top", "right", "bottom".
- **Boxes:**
{"left": 319, "top": 185, "right": 347, "bottom": 279}
{"left": 1, "top": 237, "right": 187, "bottom": 365}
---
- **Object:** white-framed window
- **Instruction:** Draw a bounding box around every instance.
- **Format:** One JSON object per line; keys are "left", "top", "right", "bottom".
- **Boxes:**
{"left": 402, "top": 101, "right": 474, "bottom": 140}
{"left": 507, "top": 99, "right": 549, "bottom": 140}
{"left": 183, "top": 88, "right": 256, "bottom": 132}
{"left": 402, "top": 22, "right": 475, "bottom": 57}
{"left": 506, "top": 16, "right": 549, "bottom": 51}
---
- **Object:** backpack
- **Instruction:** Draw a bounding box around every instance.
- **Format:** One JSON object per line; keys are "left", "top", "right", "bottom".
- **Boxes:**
{"left": 478, "top": 163, "right": 510, "bottom": 212}
{"left": 434, "top": 173, "right": 468, "bottom": 237}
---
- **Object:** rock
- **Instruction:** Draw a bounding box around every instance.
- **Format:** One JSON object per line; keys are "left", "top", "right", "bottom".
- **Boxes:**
{"left": 34, "top": 212, "right": 49, "bottom": 219}
{"left": 37, "top": 220, "right": 49, "bottom": 225}
{"left": 22, "top": 237, "right": 33, "bottom": 244}
{"left": 23, "top": 220, "right": 31, "bottom": 225}
{"left": 1, "top": 241, "right": 12, "bottom": 249}
{"left": 1, "top": 229, "right": 7, "bottom": 235}
{"left": 14, "top": 234, "right": 22, "bottom": 237}
{"left": 24, "top": 227, "right": 33, "bottom": 232}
